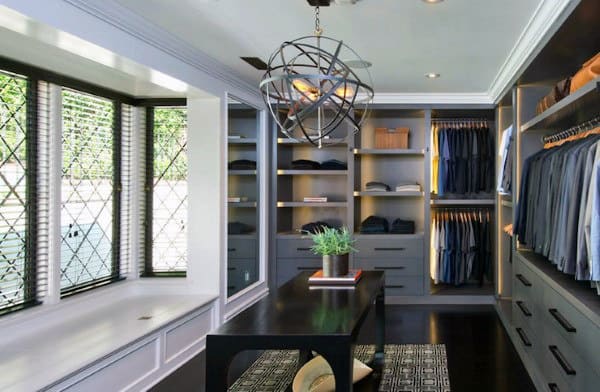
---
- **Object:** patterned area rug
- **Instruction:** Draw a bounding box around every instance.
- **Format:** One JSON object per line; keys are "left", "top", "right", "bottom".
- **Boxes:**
{"left": 229, "top": 344, "right": 450, "bottom": 392}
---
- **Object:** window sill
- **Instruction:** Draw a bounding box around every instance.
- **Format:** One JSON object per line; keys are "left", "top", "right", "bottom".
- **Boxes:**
{"left": 0, "top": 279, "right": 217, "bottom": 391}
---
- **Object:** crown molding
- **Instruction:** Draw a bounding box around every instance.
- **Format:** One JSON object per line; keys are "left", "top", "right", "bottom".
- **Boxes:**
{"left": 487, "top": 0, "right": 578, "bottom": 103}
{"left": 371, "top": 92, "right": 493, "bottom": 105}
{"left": 63, "top": 0, "right": 261, "bottom": 99}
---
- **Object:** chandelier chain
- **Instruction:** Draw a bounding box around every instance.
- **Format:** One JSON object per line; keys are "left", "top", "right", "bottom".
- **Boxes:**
{"left": 314, "top": 6, "right": 323, "bottom": 36}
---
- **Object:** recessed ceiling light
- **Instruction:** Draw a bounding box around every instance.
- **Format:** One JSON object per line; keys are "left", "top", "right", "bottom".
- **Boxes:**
{"left": 422, "top": 0, "right": 444, "bottom": 3}
{"left": 425, "top": 73, "right": 440, "bottom": 79}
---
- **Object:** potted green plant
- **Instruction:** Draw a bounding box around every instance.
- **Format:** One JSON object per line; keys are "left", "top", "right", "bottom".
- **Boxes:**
{"left": 309, "top": 226, "right": 357, "bottom": 277}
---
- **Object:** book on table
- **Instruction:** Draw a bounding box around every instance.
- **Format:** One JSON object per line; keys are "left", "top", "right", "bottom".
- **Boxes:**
{"left": 308, "top": 269, "right": 362, "bottom": 285}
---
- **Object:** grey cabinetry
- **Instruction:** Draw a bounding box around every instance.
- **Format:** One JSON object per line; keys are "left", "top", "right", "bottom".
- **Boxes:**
{"left": 276, "top": 237, "right": 321, "bottom": 286}
{"left": 352, "top": 109, "right": 427, "bottom": 297}
{"left": 227, "top": 100, "right": 260, "bottom": 297}
{"left": 512, "top": 253, "right": 600, "bottom": 392}
{"left": 353, "top": 235, "right": 424, "bottom": 295}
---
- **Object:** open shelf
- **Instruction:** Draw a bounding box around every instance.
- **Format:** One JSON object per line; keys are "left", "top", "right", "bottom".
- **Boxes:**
{"left": 228, "top": 138, "right": 257, "bottom": 144}
{"left": 430, "top": 198, "right": 495, "bottom": 206}
{"left": 228, "top": 202, "right": 257, "bottom": 208}
{"left": 277, "top": 170, "right": 347, "bottom": 176}
{"left": 354, "top": 232, "right": 424, "bottom": 239}
{"left": 431, "top": 282, "right": 495, "bottom": 296}
{"left": 228, "top": 170, "right": 256, "bottom": 176}
{"left": 277, "top": 138, "right": 347, "bottom": 146}
{"left": 521, "top": 78, "right": 600, "bottom": 132}
{"left": 276, "top": 201, "right": 348, "bottom": 208}
{"left": 353, "top": 148, "right": 425, "bottom": 156}
{"left": 353, "top": 191, "right": 424, "bottom": 197}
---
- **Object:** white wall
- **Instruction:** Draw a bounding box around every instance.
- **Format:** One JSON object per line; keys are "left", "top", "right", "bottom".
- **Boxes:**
{"left": 0, "top": 0, "right": 270, "bottom": 323}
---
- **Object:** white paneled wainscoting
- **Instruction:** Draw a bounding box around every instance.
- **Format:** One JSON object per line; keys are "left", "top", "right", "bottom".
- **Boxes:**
{"left": 0, "top": 280, "right": 217, "bottom": 392}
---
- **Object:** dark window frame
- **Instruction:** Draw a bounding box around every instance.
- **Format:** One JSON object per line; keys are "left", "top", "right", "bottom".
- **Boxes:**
{"left": 58, "top": 89, "right": 125, "bottom": 297}
{"left": 0, "top": 57, "right": 137, "bottom": 306}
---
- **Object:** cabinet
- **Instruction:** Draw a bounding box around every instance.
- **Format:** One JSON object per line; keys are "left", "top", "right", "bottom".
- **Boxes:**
{"left": 496, "top": 5, "right": 600, "bottom": 389}
{"left": 352, "top": 109, "right": 427, "bottom": 295}
{"left": 227, "top": 101, "right": 260, "bottom": 297}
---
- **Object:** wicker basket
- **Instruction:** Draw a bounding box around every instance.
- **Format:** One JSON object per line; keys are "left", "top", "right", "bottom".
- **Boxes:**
{"left": 375, "top": 127, "right": 409, "bottom": 149}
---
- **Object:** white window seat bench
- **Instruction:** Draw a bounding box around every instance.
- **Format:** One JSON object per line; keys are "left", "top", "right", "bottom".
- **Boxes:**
{"left": 0, "top": 280, "right": 218, "bottom": 392}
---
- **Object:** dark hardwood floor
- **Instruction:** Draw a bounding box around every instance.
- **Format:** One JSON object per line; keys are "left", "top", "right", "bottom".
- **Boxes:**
{"left": 150, "top": 305, "right": 535, "bottom": 392}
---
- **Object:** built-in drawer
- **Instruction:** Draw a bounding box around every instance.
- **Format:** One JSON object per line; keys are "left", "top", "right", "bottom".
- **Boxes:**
{"left": 513, "top": 256, "right": 541, "bottom": 307}
{"left": 512, "top": 320, "right": 537, "bottom": 360}
{"left": 227, "top": 237, "right": 257, "bottom": 259}
{"left": 354, "top": 257, "right": 423, "bottom": 276}
{"left": 276, "top": 258, "right": 322, "bottom": 286}
{"left": 354, "top": 238, "right": 423, "bottom": 258}
{"left": 542, "top": 284, "right": 600, "bottom": 373}
{"left": 277, "top": 238, "right": 319, "bottom": 259}
{"left": 541, "top": 320, "right": 599, "bottom": 392}
{"left": 381, "top": 275, "right": 423, "bottom": 296}
{"left": 228, "top": 259, "right": 258, "bottom": 291}
{"left": 512, "top": 299, "right": 538, "bottom": 336}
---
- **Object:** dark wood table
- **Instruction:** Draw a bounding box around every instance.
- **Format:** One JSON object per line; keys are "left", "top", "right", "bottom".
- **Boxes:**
{"left": 206, "top": 271, "right": 385, "bottom": 391}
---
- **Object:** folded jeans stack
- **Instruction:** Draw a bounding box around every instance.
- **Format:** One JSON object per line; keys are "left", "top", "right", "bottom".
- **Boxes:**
{"left": 291, "top": 159, "right": 321, "bottom": 170}
{"left": 320, "top": 159, "right": 347, "bottom": 170}
{"left": 390, "top": 219, "right": 415, "bottom": 234}
{"left": 228, "top": 159, "right": 256, "bottom": 170}
{"left": 365, "top": 181, "right": 391, "bottom": 192}
{"left": 359, "top": 216, "right": 389, "bottom": 234}
{"left": 228, "top": 221, "right": 254, "bottom": 234}
{"left": 301, "top": 221, "right": 333, "bottom": 234}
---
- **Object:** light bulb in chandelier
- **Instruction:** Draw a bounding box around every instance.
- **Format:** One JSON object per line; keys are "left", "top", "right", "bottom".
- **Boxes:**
{"left": 259, "top": 6, "right": 374, "bottom": 147}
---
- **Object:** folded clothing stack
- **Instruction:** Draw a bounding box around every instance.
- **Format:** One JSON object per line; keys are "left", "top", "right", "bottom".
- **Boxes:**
{"left": 320, "top": 159, "right": 347, "bottom": 170}
{"left": 228, "top": 221, "right": 254, "bottom": 234}
{"left": 301, "top": 221, "right": 333, "bottom": 234}
{"left": 289, "top": 159, "right": 348, "bottom": 170}
{"left": 390, "top": 219, "right": 415, "bottom": 234}
{"left": 395, "top": 182, "right": 421, "bottom": 192}
{"left": 292, "top": 159, "right": 320, "bottom": 170}
{"left": 365, "top": 181, "right": 391, "bottom": 192}
{"left": 228, "top": 159, "right": 256, "bottom": 170}
{"left": 359, "top": 215, "right": 389, "bottom": 234}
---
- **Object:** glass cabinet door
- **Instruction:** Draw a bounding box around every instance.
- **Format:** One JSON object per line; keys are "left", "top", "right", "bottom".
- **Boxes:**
{"left": 227, "top": 97, "right": 260, "bottom": 297}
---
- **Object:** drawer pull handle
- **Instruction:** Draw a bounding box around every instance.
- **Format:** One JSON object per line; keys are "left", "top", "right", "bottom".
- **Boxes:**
{"left": 297, "top": 247, "right": 311, "bottom": 251}
{"left": 228, "top": 248, "right": 236, "bottom": 252}
{"left": 374, "top": 266, "right": 405, "bottom": 270}
{"left": 297, "top": 267, "right": 316, "bottom": 271}
{"left": 549, "top": 345, "right": 576, "bottom": 375}
{"left": 228, "top": 267, "right": 236, "bottom": 271}
{"left": 516, "top": 274, "right": 532, "bottom": 287}
{"left": 515, "top": 328, "right": 532, "bottom": 347}
{"left": 548, "top": 383, "right": 560, "bottom": 392}
{"left": 516, "top": 301, "right": 532, "bottom": 317}
{"left": 386, "top": 285, "right": 404, "bottom": 288}
{"left": 548, "top": 309, "right": 576, "bottom": 333}
{"left": 374, "top": 247, "right": 405, "bottom": 251}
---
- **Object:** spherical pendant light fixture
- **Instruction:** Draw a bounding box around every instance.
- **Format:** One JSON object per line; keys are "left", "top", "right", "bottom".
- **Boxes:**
{"left": 259, "top": 6, "right": 374, "bottom": 148}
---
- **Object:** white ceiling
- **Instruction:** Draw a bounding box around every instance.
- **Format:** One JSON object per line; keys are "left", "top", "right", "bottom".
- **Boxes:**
{"left": 0, "top": 5, "right": 187, "bottom": 98}
{"left": 113, "top": 0, "right": 543, "bottom": 94}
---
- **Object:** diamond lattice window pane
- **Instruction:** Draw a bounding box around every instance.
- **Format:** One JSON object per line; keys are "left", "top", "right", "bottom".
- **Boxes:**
{"left": 0, "top": 71, "right": 28, "bottom": 310}
{"left": 152, "top": 107, "right": 187, "bottom": 273}
{"left": 60, "top": 89, "right": 115, "bottom": 292}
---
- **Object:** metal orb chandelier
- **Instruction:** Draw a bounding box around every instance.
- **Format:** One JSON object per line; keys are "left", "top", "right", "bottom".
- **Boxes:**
{"left": 259, "top": 5, "right": 374, "bottom": 148}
